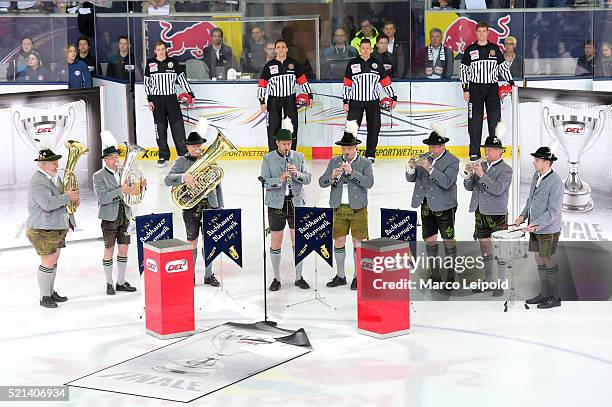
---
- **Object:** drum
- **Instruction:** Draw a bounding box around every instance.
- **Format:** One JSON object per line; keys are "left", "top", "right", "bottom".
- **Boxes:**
{"left": 491, "top": 229, "right": 528, "bottom": 264}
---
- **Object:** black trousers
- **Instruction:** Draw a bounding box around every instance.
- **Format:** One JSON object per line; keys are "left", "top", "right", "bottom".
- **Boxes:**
{"left": 467, "top": 83, "right": 501, "bottom": 159}
{"left": 151, "top": 94, "right": 187, "bottom": 160}
{"left": 347, "top": 100, "right": 381, "bottom": 159}
{"left": 267, "top": 95, "right": 298, "bottom": 151}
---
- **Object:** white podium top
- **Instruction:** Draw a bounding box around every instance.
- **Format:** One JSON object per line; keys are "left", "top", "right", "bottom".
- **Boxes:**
{"left": 143, "top": 239, "right": 192, "bottom": 253}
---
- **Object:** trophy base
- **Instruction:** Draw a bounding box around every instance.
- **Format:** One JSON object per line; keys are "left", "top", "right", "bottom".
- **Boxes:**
{"left": 563, "top": 173, "right": 594, "bottom": 212}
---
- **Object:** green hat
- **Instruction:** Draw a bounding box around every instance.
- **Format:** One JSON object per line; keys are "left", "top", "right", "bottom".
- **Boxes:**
{"left": 186, "top": 132, "right": 206, "bottom": 145}
{"left": 275, "top": 117, "right": 295, "bottom": 141}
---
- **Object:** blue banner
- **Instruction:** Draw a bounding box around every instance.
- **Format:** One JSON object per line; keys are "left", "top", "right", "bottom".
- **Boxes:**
{"left": 202, "top": 209, "right": 242, "bottom": 268}
{"left": 135, "top": 213, "right": 173, "bottom": 275}
{"left": 380, "top": 208, "right": 417, "bottom": 255}
{"left": 294, "top": 207, "right": 333, "bottom": 267}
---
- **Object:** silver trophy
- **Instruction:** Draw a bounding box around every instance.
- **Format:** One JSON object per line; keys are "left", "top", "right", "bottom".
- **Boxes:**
{"left": 542, "top": 106, "right": 606, "bottom": 212}
{"left": 13, "top": 106, "right": 76, "bottom": 152}
{"left": 153, "top": 329, "right": 275, "bottom": 375}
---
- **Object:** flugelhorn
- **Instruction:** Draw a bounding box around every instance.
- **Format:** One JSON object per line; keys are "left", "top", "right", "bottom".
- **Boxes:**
{"left": 406, "top": 152, "right": 432, "bottom": 175}
{"left": 461, "top": 157, "right": 486, "bottom": 178}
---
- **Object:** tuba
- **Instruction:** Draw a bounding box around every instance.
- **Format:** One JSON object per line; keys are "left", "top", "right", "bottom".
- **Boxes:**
{"left": 406, "top": 152, "right": 433, "bottom": 175}
{"left": 62, "top": 140, "right": 89, "bottom": 214}
{"left": 120, "top": 142, "right": 146, "bottom": 206}
{"left": 461, "top": 157, "right": 487, "bottom": 178}
{"left": 171, "top": 130, "right": 237, "bottom": 210}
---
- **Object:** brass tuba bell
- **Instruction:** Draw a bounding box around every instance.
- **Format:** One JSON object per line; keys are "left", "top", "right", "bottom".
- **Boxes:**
{"left": 62, "top": 140, "right": 89, "bottom": 214}
{"left": 120, "top": 142, "right": 146, "bottom": 207}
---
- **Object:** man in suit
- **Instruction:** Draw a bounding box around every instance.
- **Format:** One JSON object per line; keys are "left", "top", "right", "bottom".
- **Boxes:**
{"left": 319, "top": 120, "right": 374, "bottom": 290}
{"left": 415, "top": 28, "right": 453, "bottom": 79}
{"left": 26, "top": 141, "right": 79, "bottom": 308}
{"left": 464, "top": 123, "right": 513, "bottom": 297}
{"left": 165, "top": 129, "right": 224, "bottom": 287}
{"left": 514, "top": 146, "right": 563, "bottom": 309}
{"left": 260, "top": 119, "right": 312, "bottom": 291}
{"left": 202, "top": 27, "right": 236, "bottom": 80}
{"left": 93, "top": 132, "right": 145, "bottom": 295}
{"left": 406, "top": 123, "right": 460, "bottom": 285}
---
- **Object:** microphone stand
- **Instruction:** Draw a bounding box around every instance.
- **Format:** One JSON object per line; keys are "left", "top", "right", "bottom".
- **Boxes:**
{"left": 257, "top": 176, "right": 277, "bottom": 327}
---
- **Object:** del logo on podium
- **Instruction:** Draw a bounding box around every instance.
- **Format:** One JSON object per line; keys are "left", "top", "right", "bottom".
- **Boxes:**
{"left": 356, "top": 238, "right": 411, "bottom": 339}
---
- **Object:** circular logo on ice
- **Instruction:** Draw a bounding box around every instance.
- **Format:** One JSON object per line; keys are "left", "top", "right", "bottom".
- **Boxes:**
{"left": 166, "top": 259, "right": 188, "bottom": 273}
{"left": 146, "top": 258, "right": 158, "bottom": 273}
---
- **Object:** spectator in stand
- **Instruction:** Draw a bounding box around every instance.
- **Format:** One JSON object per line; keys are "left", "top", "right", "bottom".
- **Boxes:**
{"left": 595, "top": 42, "right": 612, "bottom": 77}
{"left": 321, "top": 27, "right": 357, "bottom": 80}
{"left": 107, "top": 35, "right": 142, "bottom": 82}
{"left": 241, "top": 25, "right": 269, "bottom": 77}
{"left": 382, "top": 21, "right": 406, "bottom": 78}
{"left": 432, "top": 0, "right": 460, "bottom": 8}
{"left": 53, "top": 43, "right": 92, "bottom": 88}
{"left": 202, "top": 27, "right": 236, "bottom": 80}
{"left": 350, "top": 18, "right": 379, "bottom": 52}
{"left": 343, "top": 15, "right": 357, "bottom": 41}
{"left": 504, "top": 36, "right": 523, "bottom": 80}
{"left": 373, "top": 34, "right": 397, "bottom": 79}
{"left": 77, "top": 36, "right": 101, "bottom": 76}
{"left": 20, "top": 52, "right": 50, "bottom": 82}
{"left": 575, "top": 40, "right": 596, "bottom": 76}
{"left": 7, "top": 36, "right": 49, "bottom": 81}
{"left": 142, "top": 0, "right": 175, "bottom": 14}
{"left": 415, "top": 28, "right": 453, "bottom": 79}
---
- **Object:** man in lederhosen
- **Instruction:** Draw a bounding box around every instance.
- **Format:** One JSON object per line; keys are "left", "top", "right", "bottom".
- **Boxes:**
{"left": 343, "top": 38, "right": 397, "bottom": 162}
{"left": 93, "top": 131, "right": 145, "bottom": 295}
{"left": 514, "top": 146, "right": 563, "bottom": 309}
{"left": 319, "top": 120, "right": 374, "bottom": 290}
{"left": 260, "top": 119, "right": 312, "bottom": 291}
{"left": 258, "top": 39, "right": 313, "bottom": 152}
{"left": 26, "top": 141, "right": 79, "bottom": 308}
{"left": 165, "top": 130, "right": 223, "bottom": 287}
{"left": 406, "top": 124, "right": 459, "bottom": 285}
{"left": 464, "top": 123, "right": 513, "bottom": 297}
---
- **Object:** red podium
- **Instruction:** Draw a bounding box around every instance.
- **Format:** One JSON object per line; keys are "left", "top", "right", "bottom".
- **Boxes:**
{"left": 143, "top": 239, "right": 195, "bottom": 339}
{"left": 356, "top": 238, "right": 411, "bottom": 339}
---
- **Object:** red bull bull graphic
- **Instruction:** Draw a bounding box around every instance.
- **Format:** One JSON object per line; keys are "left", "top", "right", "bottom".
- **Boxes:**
{"left": 159, "top": 21, "right": 216, "bottom": 59}
{"left": 443, "top": 15, "right": 511, "bottom": 55}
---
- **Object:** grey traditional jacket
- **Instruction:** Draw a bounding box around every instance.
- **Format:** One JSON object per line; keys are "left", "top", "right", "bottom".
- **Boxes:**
{"left": 164, "top": 155, "right": 224, "bottom": 208}
{"left": 261, "top": 150, "right": 311, "bottom": 209}
{"left": 406, "top": 150, "right": 459, "bottom": 211}
{"left": 318, "top": 154, "right": 374, "bottom": 209}
{"left": 520, "top": 170, "right": 563, "bottom": 234}
{"left": 26, "top": 170, "right": 73, "bottom": 230}
{"left": 93, "top": 167, "right": 133, "bottom": 221}
{"left": 463, "top": 159, "right": 513, "bottom": 215}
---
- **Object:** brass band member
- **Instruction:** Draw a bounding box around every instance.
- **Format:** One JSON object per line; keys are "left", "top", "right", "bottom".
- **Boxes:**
{"left": 26, "top": 140, "right": 78, "bottom": 308}
{"left": 463, "top": 123, "right": 513, "bottom": 297}
{"left": 93, "top": 132, "right": 145, "bottom": 295}
{"left": 406, "top": 123, "right": 459, "bottom": 285}
{"left": 260, "top": 119, "right": 312, "bottom": 291}
{"left": 164, "top": 130, "right": 224, "bottom": 286}
{"left": 514, "top": 146, "right": 563, "bottom": 309}
{"left": 319, "top": 120, "right": 374, "bottom": 290}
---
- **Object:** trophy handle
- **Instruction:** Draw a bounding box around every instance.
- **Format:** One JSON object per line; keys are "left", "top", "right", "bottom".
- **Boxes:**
{"left": 64, "top": 106, "right": 76, "bottom": 139}
{"left": 541, "top": 106, "right": 555, "bottom": 141}
{"left": 583, "top": 109, "right": 606, "bottom": 154}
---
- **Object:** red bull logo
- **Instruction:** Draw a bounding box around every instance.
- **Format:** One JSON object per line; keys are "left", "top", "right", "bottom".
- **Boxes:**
{"left": 159, "top": 21, "right": 216, "bottom": 58}
{"left": 443, "top": 15, "right": 511, "bottom": 55}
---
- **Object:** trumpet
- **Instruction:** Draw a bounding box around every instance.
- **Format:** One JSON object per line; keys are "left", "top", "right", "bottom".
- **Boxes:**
{"left": 461, "top": 157, "right": 487, "bottom": 178}
{"left": 406, "top": 152, "right": 432, "bottom": 175}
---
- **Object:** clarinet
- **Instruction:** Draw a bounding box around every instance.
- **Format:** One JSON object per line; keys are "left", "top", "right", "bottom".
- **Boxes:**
{"left": 331, "top": 155, "right": 348, "bottom": 187}
{"left": 285, "top": 151, "right": 292, "bottom": 187}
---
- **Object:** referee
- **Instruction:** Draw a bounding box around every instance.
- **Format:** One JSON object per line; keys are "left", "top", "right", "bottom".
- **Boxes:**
{"left": 460, "top": 21, "right": 513, "bottom": 161}
{"left": 343, "top": 38, "right": 397, "bottom": 162}
{"left": 144, "top": 41, "right": 195, "bottom": 168}
{"left": 258, "top": 39, "right": 313, "bottom": 152}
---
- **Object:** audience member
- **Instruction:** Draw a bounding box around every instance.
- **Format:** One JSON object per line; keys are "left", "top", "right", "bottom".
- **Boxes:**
{"left": 382, "top": 20, "right": 406, "bottom": 78}
{"left": 77, "top": 36, "right": 101, "bottom": 75}
{"left": 202, "top": 27, "right": 236, "bottom": 80}
{"left": 595, "top": 41, "right": 612, "bottom": 77}
{"left": 107, "top": 35, "right": 142, "bottom": 82}
{"left": 321, "top": 27, "right": 357, "bottom": 80}
{"left": 53, "top": 43, "right": 92, "bottom": 88}
{"left": 142, "top": 0, "right": 175, "bottom": 14}
{"left": 504, "top": 36, "right": 523, "bottom": 79}
{"left": 20, "top": 51, "right": 49, "bottom": 82}
{"left": 241, "top": 25, "right": 269, "bottom": 76}
{"left": 350, "top": 18, "right": 379, "bottom": 51}
{"left": 415, "top": 28, "right": 453, "bottom": 79}
{"left": 373, "top": 34, "right": 397, "bottom": 78}
{"left": 575, "top": 40, "right": 595, "bottom": 76}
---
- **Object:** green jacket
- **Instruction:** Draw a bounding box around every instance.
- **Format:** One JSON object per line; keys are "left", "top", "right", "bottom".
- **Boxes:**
{"left": 350, "top": 27, "right": 380, "bottom": 52}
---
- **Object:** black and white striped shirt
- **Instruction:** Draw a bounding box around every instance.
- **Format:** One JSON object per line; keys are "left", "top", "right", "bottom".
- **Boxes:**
{"left": 144, "top": 56, "right": 193, "bottom": 100}
{"left": 257, "top": 57, "right": 313, "bottom": 102}
{"left": 460, "top": 42, "right": 513, "bottom": 89}
{"left": 343, "top": 56, "right": 396, "bottom": 103}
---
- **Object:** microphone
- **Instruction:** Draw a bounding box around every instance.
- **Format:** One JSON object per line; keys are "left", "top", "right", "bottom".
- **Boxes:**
{"left": 257, "top": 176, "right": 265, "bottom": 186}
